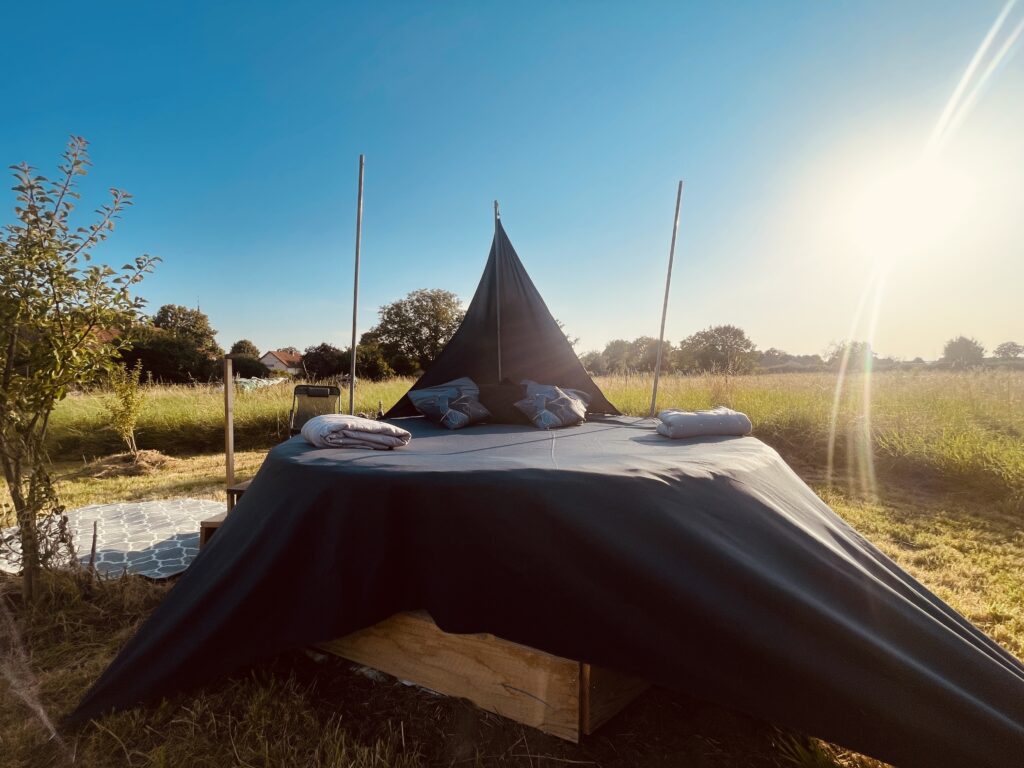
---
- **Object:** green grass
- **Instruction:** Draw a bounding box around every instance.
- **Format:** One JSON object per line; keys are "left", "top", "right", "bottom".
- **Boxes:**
{"left": 47, "top": 370, "right": 1024, "bottom": 507}
{"left": 47, "top": 378, "right": 414, "bottom": 459}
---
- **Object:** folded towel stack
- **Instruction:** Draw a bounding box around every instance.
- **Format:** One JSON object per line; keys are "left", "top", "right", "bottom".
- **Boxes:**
{"left": 301, "top": 414, "right": 412, "bottom": 450}
{"left": 656, "top": 406, "right": 752, "bottom": 439}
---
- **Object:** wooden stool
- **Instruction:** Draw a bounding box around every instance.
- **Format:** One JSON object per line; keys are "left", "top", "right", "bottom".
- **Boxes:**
{"left": 227, "top": 478, "right": 252, "bottom": 511}
{"left": 198, "top": 479, "right": 252, "bottom": 548}
{"left": 199, "top": 511, "right": 227, "bottom": 548}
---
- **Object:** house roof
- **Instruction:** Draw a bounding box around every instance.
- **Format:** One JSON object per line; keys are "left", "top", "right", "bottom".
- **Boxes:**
{"left": 263, "top": 349, "right": 303, "bottom": 368}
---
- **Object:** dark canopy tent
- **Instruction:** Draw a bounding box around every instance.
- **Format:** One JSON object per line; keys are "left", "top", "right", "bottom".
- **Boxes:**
{"left": 385, "top": 217, "right": 619, "bottom": 418}
{"left": 68, "top": 218, "right": 1024, "bottom": 767}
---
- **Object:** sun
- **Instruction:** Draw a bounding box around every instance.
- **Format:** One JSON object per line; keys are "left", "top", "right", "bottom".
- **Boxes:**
{"left": 841, "top": 153, "right": 976, "bottom": 270}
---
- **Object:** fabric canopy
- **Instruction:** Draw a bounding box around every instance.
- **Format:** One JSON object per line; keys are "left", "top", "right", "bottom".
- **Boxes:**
{"left": 385, "top": 218, "right": 619, "bottom": 418}
{"left": 68, "top": 420, "right": 1024, "bottom": 767}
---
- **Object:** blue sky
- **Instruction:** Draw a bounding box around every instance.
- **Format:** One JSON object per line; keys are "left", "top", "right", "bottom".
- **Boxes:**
{"left": 3, "top": 2, "right": 1021, "bottom": 359}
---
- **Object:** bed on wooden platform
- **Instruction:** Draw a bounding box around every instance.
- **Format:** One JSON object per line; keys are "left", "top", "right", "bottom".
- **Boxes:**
{"left": 69, "top": 416, "right": 1024, "bottom": 767}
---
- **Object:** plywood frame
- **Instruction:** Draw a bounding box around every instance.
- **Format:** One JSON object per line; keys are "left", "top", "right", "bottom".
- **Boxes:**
{"left": 195, "top": 516, "right": 649, "bottom": 738}
{"left": 320, "top": 610, "right": 648, "bottom": 742}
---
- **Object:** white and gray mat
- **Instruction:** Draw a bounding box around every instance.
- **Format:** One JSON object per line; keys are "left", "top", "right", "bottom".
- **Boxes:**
{"left": 0, "top": 499, "right": 223, "bottom": 579}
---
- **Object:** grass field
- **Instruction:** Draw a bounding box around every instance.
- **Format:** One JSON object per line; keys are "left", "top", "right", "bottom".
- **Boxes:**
{"left": 46, "top": 370, "right": 1024, "bottom": 506}
{"left": 3, "top": 369, "right": 1023, "bottom": 767}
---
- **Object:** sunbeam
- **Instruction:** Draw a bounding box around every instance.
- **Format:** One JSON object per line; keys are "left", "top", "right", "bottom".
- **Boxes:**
{"left": 927, "top": 0, "right": 1018, "bottom": 154}
{"left": 826, "top": 0, "right": 1022, "bottom": 496}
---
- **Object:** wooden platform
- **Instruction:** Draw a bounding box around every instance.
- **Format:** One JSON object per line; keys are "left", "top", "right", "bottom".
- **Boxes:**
{"left": 198, "top": 504, "right": 649, "bottom": 740}
{"left": 321, "top": 610, "right": 649, "bottom": 742}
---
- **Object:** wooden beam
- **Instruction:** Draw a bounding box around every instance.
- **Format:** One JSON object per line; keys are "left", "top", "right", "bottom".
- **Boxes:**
{"left": 223, "top": 356, "right": 234, "bottom": 500}
{"left": 321, "top": 611, "right": 583, "bottom": 742}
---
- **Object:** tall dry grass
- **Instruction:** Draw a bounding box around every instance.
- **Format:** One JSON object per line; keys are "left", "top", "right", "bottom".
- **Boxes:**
{"left": 47, "top": 379, "right": 414, "bottom": 458}
{"left": 45, "top": 370, "right": 1024, "bottom": 505}
{"left": 610, "top": 369, "right": 1024, "bottom": 503}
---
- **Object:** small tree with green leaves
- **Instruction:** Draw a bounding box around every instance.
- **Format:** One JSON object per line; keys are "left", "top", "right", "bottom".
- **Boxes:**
{"left": 104, "top": 361, "right": 145, "bottom": 457}
{"left": 0, "top": 137, "right": 157, "bottom": 601}
{"left": 229, "top": 339, "right": 260, "bottom": 358}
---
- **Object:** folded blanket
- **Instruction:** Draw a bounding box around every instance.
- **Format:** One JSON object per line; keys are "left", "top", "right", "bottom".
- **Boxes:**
{"left": 656, "top": 406, "right": 752, "bottom": 439}
{"left": 301, "top": 414, "right": 411, "bottom": 450}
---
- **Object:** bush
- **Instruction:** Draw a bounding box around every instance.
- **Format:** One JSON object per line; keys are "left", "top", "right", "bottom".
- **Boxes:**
{"left": 122, "top": 325, "right": 219, "bottom": 383}
{"left": 103, "top": 361, "right": 145, "bottom": 456}
{"left": 231, "top": 355, "right": 271, "bottom": 379}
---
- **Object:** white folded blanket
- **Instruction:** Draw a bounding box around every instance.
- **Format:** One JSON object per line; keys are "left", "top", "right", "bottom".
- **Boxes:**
{"left": 301, "top": 414, "right": 412, "bottom": 450}
{"left": 656, "top": 406, "right": 752, "bottom": 439}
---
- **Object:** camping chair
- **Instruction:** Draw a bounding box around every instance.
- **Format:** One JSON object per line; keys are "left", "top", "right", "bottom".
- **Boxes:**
{"left": 289, "top": 384, "right": 342, "bottom": 435}
{"left": 204, "top": 381, "right": 344, "bottom": 546}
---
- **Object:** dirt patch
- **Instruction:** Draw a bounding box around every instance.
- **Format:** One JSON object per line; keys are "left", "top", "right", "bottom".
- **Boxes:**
{"left": 74, "top": 450, "right": 175, "bottom": 479}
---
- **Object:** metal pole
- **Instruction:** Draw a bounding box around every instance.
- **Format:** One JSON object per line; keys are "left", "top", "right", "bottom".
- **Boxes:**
{"left": 223, "top": 356, "right": 234, "bottom": 497}
{"left": 649, "top": 180, "right": 684, "bottom": 418}
{"left": 494, "top": 200, "right": 502, "bottom": 382}
{"left": 349, "top": 154, "right": 364, "bottom": 415}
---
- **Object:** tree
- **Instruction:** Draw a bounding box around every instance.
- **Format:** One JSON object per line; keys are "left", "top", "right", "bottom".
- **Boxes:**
{"left": 367, "top": 289, "right": 464, "bottom": 374}
{"left": 103, "top": 361, "right": 145, "bottom": 457}
{"left": 301, "top": 342, "right": 345, "bottom": 379}
{"left": 339, "top": 341, "right": 395, "bottom": 382}
{"left": 941, "top": 336, "right": 985, "bottom": 368}
{"left": 0, "top": 138, "right": 157, "bottom": 601}
{"left": 121, "top": 324, "right": 218, "bottom": 383}
{"left": 153, "top": 304, "right": 222, "bottom": 358}
{"left": 824, "top": 340, "right": 876, "bottom": 370}
{"left": 994, "top": 341, "right": 1023, "bottom": 359}
{"left": 230, "top": 355, "right": 270, "bottom": 378}
{"left": 631, "top": 336, "right": 674, "bottom": 373}
{"left": 579, "top": 350, "right": 609, "bottom": 375}
{"left": 676, "top": 325, "right": 757, "bottom": 373}
{"left": 601, "top": 339, "right": 635, "bottom": 373}
{"left": 230, "top": 339, "right": 260, "bottom": 358}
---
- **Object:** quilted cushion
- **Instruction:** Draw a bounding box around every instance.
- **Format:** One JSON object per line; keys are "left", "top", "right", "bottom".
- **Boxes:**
{"left": 513, "top": 384, "right": 588, "bottom": 430}
{"left": 407, "top": 378, "right": 491, "bottom": 430}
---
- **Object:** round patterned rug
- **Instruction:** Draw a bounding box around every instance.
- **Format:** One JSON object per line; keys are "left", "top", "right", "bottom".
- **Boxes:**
{"left": 0, "top": 499, "right": 223, "bottom": 580}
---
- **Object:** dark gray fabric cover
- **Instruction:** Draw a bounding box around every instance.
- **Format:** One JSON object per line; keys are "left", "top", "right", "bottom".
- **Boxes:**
{"left": 385, "top": 220, "right": 619, "bottom": 417}
{"left": 69, "top": 418, "right": 1024, "bottom": 766}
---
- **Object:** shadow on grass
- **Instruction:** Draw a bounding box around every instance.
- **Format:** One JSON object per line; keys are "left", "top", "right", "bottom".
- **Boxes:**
{"left": 4, "top": 570, "right": 884, "bottom": 768}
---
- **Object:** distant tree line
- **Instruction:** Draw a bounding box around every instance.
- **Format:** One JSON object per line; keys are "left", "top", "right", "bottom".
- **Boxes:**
{"left": 119, "top": 298, "right": 1023, "bottom": 384}
{"left": 578, "top": 327, "right": 1024, "bottom": 376}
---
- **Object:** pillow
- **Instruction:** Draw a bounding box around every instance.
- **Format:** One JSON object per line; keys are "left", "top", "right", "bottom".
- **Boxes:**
{"left": 478, "top": 383, "right": 530, "bottom": 425}
{"left": 407, "top": 378, "right": 491, "bottom": 430}
{"left": 522, "top": 379, "right": 592, "bottom": 408}
{"left": 514, "top": 385, "right": 588, "bottom": 430}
